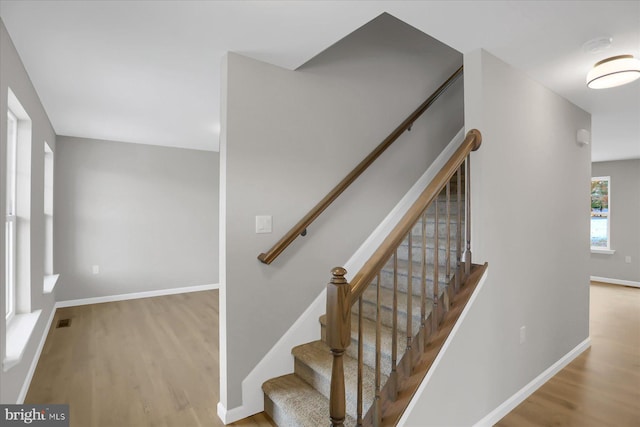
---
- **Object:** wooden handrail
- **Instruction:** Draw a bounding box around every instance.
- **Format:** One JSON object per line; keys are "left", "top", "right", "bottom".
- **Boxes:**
{"left": 258, "top": 66, "right": 464, "bottom": 264}
{"left": 348, "top": 129, "right": 481, "bottom": 304}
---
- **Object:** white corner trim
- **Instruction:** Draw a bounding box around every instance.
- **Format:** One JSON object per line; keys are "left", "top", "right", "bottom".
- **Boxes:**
{"left": 17, "top": 306, "right": 57, "bottom": 403}
{"left": 472, "top": 337, "right": 592, "bottom": 427}
{"left": 397, "top": 266, "right": 489, "bottom": 427}
{"left": 591, "top": 248, "right": 615, "bottom": 255}
{"left": 591, "top": 276, "right": 640, "bottom": 289}
{"left": 3, "top": 310, "right": 43, "bottom": 373}
{"left": 43, "top": 273, "right": 60, "bottom": 294}
{"left": 56, "top": 283, "right": 219, "bottom": 308}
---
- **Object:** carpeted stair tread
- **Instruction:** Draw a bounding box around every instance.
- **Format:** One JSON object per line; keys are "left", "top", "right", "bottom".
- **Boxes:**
{"left": 354, "top": 282, "right": 426, "bottom": 333}
{"left": 263, "top": 373, "right": 356, "bottom": 427}
{"left": 320, "top": 312, "right": 407, "bottom": 376}
{"left": 377, "top": 259, "right": 454, "bottom": 297}
{"left": 292, "top": 340, "right": 385, "bottom": 420}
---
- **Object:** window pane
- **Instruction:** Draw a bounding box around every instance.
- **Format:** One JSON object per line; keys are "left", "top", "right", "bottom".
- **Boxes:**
{"left": 5, "top": 110, "right": 17, "bottom": 320}
{"left": 591, "top": 177, "right": 610, "bottom": 248}
{"left": 6, "top": 111, "right": 17, "bottom": 216}
{"left": 5, "top": 218, "right": 15, "bottom": 319}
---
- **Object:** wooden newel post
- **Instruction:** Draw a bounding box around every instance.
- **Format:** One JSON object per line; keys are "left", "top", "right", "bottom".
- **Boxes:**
{"left": 326, "top": 267, "right": 351, "bottom": 427}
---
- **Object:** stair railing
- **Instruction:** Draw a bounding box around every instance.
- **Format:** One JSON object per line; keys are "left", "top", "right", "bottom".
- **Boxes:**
{"left": 326, "top": 129, "right": 482, "bottom": 426}
{"left": 258, "top": 66, "right": 464, "bottom": 264}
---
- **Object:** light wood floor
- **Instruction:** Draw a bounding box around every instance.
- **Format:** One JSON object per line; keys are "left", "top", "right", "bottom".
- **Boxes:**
{"left": 497, "top": 282, "right": 640, "bottom": 426}
{"left": 26, "top": 283, "right": 639, "bottom": 427}
{"left": 26, "top": 290, "right": 273, "bottom": 427}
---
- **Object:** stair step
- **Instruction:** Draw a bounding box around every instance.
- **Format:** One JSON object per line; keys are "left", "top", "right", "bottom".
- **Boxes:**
{"left": 263, "top": 373, "right": 357, "bottom": 427}
{"left": 378, "top": 259, "right": 455, "bottom": 297}
{"left": 411, "top": 215, "right": 464, "bottom": 231}
{"left": 424, "top": 199, "right": 465, "bottom": 215}
{"left": 293, "top": 340, "right": 385, "bottom": 421}
{"left": 320, "top": 313, "right": 408, "bottom": 377}
{"left": 395, "top": 243, "right": 460, "bottom": 265}
{"left": 353, "top": 282, "right": 427, "bottom": 334}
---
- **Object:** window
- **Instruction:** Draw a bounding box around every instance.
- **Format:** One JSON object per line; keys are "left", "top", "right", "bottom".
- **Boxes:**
{"left": 591, "top": 176, "right": 610, "bottom": 250}
{"left": 4, "top": 88, "right": 33, "bottom": 320}
{"left": 5, "top": 109, "right": 17, "bottom": 321}
{"left": 4, "top": 89, "right": 40, "bottom": 373}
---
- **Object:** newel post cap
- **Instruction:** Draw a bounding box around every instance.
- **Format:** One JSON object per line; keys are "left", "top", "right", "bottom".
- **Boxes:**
{"left": 330, "top": 267, "right": 348, "bottom": 285}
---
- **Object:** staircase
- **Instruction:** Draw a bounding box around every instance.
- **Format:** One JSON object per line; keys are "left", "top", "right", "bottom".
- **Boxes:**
{"left": 261, "top": 141, "right": 486, "bottom": 427}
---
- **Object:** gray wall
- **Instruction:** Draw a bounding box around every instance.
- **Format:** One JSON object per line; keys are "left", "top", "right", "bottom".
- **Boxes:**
{"left": 402, "top": 50, "right": 591, "bottom": 425}
{"left": 221, "top": 13, "right": 464, "bottom": 409}
{"left": 55, "top": 136, "right": 219, "bottom": 301}
{"left": 1, "top": 19, "right": 57, "bottom": 403}
{"left": 591, "top": 159, "right": 640, "bottom": 282}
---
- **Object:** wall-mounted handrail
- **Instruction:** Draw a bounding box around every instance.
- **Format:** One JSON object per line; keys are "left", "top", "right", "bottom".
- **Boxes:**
{"left": 258, "top": 65, "right": 464, "bottom": 264}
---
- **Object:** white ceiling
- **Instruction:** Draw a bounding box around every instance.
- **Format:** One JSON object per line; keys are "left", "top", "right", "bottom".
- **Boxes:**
{"left": 0, "top": 1, "right": 638, "bottom": 160}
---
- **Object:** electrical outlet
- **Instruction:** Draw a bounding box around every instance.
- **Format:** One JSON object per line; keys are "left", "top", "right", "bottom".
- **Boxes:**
{"left": 92, "top": 265, "right": 100, "bottom": 275}
{"left": 625, "top": 256, "right": 632, "bottom": 264}
{"left": 520, "top": 326, "right": 526, "bottom": 344}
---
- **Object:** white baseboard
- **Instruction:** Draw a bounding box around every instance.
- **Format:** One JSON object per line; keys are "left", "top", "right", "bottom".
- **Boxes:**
{"left": 17, "top": 306, "right": 57, "bottom": 403}
{"left": 472, "top": 337, "right": 592, "bottom": 427}
{"left": 56, "top": 283, "right": 219, "bottom": 308}
{"left": 591, "top": 276, "right": 640, "bottom": 289}
{"left": 217, "top": 401, "right": 250, "bottom": 425}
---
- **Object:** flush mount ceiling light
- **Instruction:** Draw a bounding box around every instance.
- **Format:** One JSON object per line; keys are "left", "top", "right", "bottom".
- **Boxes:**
{"left": 587, "top": 55, "right": 640, "bottom": 89}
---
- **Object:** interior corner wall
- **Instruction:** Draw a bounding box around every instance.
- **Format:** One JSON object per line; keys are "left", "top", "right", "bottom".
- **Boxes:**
{"left": 1, "top": 19, "right": 57, "bottom": 403}
{"left": 401, "top": 49, "right": 592, "bottom": 426}
{"left": 54, "top": 136, "right": 219, "bottom": 301}
{"left": 221, "top": 13, "right": 464, "bottom": 409}
{"left": 591, "top": 159, "right": 640, "bottom": 283}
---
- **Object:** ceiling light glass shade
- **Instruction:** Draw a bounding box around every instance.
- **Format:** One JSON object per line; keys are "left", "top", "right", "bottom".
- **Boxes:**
{"left": 587, "top": 55, "right": 640, "bottom": 89}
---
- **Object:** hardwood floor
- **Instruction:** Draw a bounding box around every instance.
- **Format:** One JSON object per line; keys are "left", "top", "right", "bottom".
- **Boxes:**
{"left": 26, "top": 282, "right": 639, "bottom": 426}
{"left": 25, "top": 290, "right": 273, "bottom": 427}
{"left": 497, "top": 282, "right": 640, "bottom": 427}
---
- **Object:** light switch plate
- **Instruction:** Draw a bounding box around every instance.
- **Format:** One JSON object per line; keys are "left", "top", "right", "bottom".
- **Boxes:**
{"left": 256, "top": 215, "right": 272, "bottom": 234}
